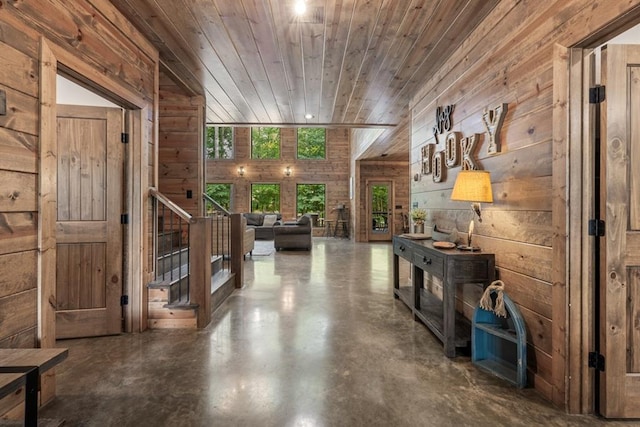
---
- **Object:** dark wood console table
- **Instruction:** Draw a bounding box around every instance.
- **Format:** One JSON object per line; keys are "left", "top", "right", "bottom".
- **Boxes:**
{"left": 392, "top": 236, "right": 495, "bottom": 357}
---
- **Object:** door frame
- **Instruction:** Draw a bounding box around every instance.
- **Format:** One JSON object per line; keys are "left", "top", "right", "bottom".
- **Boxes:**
{"left": 560, "top": 14, "right": 640, "bottom": 414}
{"left": 39, "top": 38, "right": 154, "bottom": 348}
{"left": 366, "top": 179, "right": 394, "bottom": 241}
{"left": 556, "top": 44, "right": 595, "bottom": 415}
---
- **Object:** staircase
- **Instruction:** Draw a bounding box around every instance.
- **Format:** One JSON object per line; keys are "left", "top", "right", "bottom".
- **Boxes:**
{"left": 146, "top": 189, "right": 242, "bottom": 329}
{"left": 147, "top": 229, "right": 199, "bottom": 328}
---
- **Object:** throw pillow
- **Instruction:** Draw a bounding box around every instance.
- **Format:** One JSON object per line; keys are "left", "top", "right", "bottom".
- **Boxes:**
{"left": 296, "top": 215, "right": 310, "bottom": 226}
{"left": 263, "top": 214, "right": 278, "bottom": 227}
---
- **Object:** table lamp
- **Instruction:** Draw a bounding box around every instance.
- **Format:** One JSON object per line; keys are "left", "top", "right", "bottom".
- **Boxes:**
{"left": 451, "top": 170, "right": 493, "bottom": 251}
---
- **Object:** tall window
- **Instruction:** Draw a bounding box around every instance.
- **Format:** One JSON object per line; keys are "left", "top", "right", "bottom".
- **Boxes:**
{"left": 251, "top": 127, "right": 281, "bottom": 159}
{"left": 205, "top": 183, "right": 232, "bottom": 212}
{"left": 297, "top": 128, "right": 326, "bottom": 159}
{"left": 206, "top": 126, "right": 234, "bottom": 159}
{"left": 297, "top": 184, "right": 325, "bottom": 221}
{"left": 251, "top": 184, "right": 280, "bottom": 212}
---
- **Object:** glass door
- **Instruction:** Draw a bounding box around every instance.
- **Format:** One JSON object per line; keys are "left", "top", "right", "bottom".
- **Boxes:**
{"left": 368, "top": 181, "right": 392, "bottom": 241}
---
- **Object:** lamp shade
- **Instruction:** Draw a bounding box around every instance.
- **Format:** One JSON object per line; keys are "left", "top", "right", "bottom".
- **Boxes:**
{"left": 451, "top": 170, "right": 493, "bottom": 203}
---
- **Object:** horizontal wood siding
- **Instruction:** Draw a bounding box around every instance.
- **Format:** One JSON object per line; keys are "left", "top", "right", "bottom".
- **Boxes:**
{"left": 206, "top": 128, "right": 350, "bottom": 228}
{"left": 409, "top": 0, "right": 640, "bottom": 404}
{"left": 0, "top": 0, "right": 159, "bottom": 346}
{"left": 158, "top": 73, "right": 203, "bottom": 215}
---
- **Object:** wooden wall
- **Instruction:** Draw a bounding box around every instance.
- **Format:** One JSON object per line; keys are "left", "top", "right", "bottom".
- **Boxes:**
{"left": 409, "top": 0, "right": 640, "bottom": 405}
{"left": 0, "top": 10, "right": 43, "bottom": 349}
{"left": 206, "top": 127, "right": 350, "bottom": 232}
{"left": 158, "top": 72, "right": 204, "bottom": 216}
{"left": 0, "top": 0, "right": 159, "bottom": 346}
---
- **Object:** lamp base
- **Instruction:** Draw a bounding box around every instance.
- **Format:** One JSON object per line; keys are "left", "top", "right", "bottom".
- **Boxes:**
{"left": 457, "top": 245, "right": 481, "bottom": 252}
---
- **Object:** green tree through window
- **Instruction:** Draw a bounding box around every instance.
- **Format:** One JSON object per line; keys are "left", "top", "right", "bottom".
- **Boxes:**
{"left": 251, "top": 184, "right": 280, "bottom": 212}
{"left": 205, "top": 183, "right": 232, "bottom": 212}
{"left": 206, "top": 126, "right": 234, "bottom": 159}
{"left": 297, "top": 128, "right": 326, "bottom": 159}
{"left": 251, "top": 127, "right": 281, "bottom": 159}
{"left": 297, "top": 184, "right": 325, "bottom": 220}
{"left": 371, "top": 185, "right": 389, "bottom": 230}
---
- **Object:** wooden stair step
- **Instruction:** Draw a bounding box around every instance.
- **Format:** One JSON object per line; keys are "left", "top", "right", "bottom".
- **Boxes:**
{"left": 148, "top": 301, "right": 198, "bottom": 319}
{"left": 147, "top": 300, "right": 198, "bottom": 329}
{"left": 148, "top": 287, "right": 169, "bottom": 302}
{"left": 147, "top": 318, "right": 197, "bottom": 329}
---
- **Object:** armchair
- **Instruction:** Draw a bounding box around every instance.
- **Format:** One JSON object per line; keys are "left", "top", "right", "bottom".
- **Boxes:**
{"left": 273, "top": 215, "right": 312, "bottom": 251}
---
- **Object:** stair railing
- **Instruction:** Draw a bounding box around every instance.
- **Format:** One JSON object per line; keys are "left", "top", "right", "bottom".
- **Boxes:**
{"left": 203, "top": 193, "right": 231, "bottom": 272}
{"left": 203, "top": 193, "right": 244, "bottom": 289}
{"left": 150, "top": 188, "right": 194, "bottom": 303}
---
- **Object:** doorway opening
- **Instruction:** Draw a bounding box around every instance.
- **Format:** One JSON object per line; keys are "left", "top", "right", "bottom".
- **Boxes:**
{"left": 564, "top": 19, "right": 640, "bottom": 418}
{"left": 55, "top": 75, "right": 127, "bottom": 339}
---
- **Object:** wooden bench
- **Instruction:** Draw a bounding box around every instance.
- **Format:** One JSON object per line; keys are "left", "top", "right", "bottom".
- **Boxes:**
{"left": 0, "top": 349, "right": 68, "bottom": 427}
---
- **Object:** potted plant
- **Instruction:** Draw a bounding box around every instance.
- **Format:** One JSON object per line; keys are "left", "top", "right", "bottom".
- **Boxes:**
{"left": 410, "top": 208, "right": 427, "bottom": 234}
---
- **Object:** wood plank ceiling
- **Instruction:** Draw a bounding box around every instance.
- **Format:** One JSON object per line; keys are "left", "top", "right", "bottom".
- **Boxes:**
{"left": 109, "top": 0, "right": 499, "bottom": 160}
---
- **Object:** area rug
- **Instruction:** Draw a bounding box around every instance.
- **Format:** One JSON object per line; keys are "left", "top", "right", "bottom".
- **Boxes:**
{"left": 252, "top": 240, "right": 275, "bottom": 256}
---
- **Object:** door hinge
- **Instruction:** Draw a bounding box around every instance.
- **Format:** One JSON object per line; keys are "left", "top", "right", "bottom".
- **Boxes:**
{"left": 588, "top": 351, "right": 605, "bottom": 372}
{"left": 120, "top": 295, "right": 129, "bottom": 306}
{"left": 120, "top": 213, "right": 129, "bottom": 225}
{"left": 588, "top": 219, "right": 605, "bottom": 236}
{"left": 121, "top": 132, "right": 129, "bottom": 143}
{"left": 589, "top": 85, "right": 606, "bottom": 104}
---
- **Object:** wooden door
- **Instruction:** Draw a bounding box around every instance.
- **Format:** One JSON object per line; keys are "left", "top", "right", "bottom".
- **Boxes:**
{"left": 368, "top": 181, "right": 393, "bottom": 241}
{"left": 599, "top": 44, "right": 640, "bottom": 418}
{"left": 55, "top": 105, "right": 123, "bottom": 339}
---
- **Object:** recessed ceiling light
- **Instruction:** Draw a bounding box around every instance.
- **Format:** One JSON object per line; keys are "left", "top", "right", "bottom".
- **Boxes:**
{"left": 294, "top": 0, "right": 306, "bottom": 15}
{"left": 305, "top": 113, "right": 313, "bottom": 119}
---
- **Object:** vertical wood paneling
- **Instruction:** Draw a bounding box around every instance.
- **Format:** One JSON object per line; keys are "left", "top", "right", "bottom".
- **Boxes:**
{"left": 38, "top": 38, "right": 57, "bottom": 352}
{"left": 629, "top": 267, "right": 640, "bottom": 372}
{"left": 79, "top": 243, "right": 92, "bottom": 308}
{"left": 56, "top": 245, "right": 69, "bottom": 310}
{"left": 631, "top": 66, "right": 640, "bottom": 229}
{"left": 551, "top": 43, "right": 568, "bottom": 406}
{"left": 92, "top": 243, "right": 106, "bottom": 308}
{"left": 56, "top": 115, "right": 108, "bottom": 221}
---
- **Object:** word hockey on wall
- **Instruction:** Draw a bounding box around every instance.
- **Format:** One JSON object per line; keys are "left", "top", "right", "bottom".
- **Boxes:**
{"left": 421, "top": 103, "right": 508, "bottom": 183}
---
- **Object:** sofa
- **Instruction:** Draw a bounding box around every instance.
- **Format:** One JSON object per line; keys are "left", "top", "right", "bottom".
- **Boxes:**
{"left": 273, "top": 215, "right": 312, "bottom": 251}
{"left": 243, "top": 213, "right": 282, "bottom": 240}
{"left": 242, "top": 219, "right": 255, "bottom": 258}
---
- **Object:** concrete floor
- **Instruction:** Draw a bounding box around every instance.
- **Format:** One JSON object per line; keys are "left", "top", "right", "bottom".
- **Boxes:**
{"left": 41, "top": 239, "right": 636, "bottom": 426}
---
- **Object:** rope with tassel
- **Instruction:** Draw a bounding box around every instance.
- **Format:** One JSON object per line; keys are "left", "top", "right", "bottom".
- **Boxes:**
{"left": 479, "top": 280, "right": 507, "bottom": 318}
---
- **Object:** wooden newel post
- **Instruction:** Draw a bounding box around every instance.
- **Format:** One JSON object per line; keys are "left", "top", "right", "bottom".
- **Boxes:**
{"left": 190, "top": 217, "right": 212, "bottom": 328}
{"left": 230, "top": 213, "right": 244, "bottom": 289}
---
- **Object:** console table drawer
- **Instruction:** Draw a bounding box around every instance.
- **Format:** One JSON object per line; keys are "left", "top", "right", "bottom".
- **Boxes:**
{"left": 449, "top": 258, "right": 494, "bottom": 282}
{"left": 393, "top": 240, "right": 412, "bottom": 260}
{"left": 413, "top": 252, "right": 444, "bottom": 276}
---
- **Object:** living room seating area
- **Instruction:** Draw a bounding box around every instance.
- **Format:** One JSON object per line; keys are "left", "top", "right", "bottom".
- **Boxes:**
{"left": 243, "top": 213, "right": 282, "bottom": 240}
{"left": 273, "top": 215, "right": 312, "bottom": 251}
